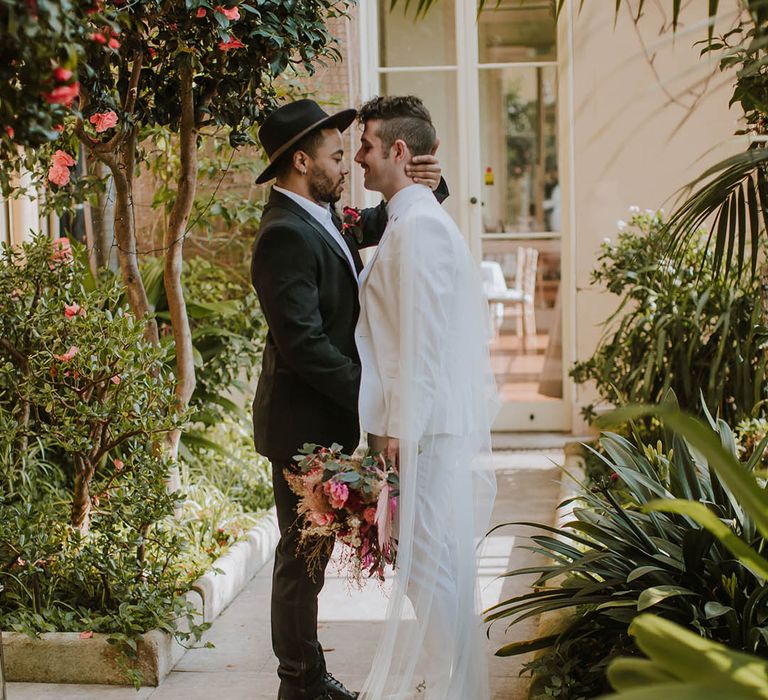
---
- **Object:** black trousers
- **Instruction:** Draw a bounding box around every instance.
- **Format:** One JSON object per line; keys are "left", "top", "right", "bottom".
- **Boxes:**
{"left": 271, "top": 459, "right": 333, "bottom": 700}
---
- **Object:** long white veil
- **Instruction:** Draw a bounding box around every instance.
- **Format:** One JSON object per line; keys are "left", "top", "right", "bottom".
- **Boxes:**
{"left": 359, "top": 206, "right": 499, "bottom": 700}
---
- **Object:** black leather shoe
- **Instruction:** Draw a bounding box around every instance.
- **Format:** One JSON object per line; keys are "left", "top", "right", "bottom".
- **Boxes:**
{"left": 324, "top": 672, "right": 359, "bottom": 699}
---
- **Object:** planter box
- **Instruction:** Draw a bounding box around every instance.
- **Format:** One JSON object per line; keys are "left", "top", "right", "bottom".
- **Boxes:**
{"left": 2, "top": 506, "right": 279, "bottom": 686}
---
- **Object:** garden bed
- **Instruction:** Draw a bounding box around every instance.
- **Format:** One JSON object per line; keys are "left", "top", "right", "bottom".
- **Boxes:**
{"left": 2, "top": 507, "right": 279, "bottom": 686}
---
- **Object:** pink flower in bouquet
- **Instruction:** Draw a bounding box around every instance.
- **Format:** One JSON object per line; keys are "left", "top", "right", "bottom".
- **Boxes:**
{"left": 363, "top": 506, "right": 377, "bottom": 525}
{"left": 309, "top": 512, "right": 335, "bottom": 527}
{"left": 89, "top": 110, "right": 118, "bottom": 133}
{"left": 52, "top": 150, "right": 75, "bottom": 168}
{"left": 324, "top": 479, "right": 349, "bottom": 509}
{"left": 215, "top": 5, "right": 240, "bottom": 20}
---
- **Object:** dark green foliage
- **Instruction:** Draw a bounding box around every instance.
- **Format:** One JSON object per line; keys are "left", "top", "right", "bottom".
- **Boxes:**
{"left": 571, "top": 212, "right": 768, "bottom": 426}
{"left": 487, "top": 417, "right": 768, "bottom": 698}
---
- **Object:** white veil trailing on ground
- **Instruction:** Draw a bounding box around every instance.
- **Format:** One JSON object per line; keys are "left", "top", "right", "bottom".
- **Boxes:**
{"left": 359, "top": 204, "right": 499, "bottom": 700}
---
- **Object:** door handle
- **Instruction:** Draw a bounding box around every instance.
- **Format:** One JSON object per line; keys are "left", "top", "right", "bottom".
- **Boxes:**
{"left": 470, "top": 196, "right": 478, "bottom": 204}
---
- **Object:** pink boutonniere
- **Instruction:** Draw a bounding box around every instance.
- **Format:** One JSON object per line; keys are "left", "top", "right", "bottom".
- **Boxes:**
{"left": 342, "top": 205, "right": 363, "bottom": 245}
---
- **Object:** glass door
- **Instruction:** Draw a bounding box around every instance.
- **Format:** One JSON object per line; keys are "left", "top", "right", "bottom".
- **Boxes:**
{"left": 474, "top": 1, "right": 568, "bottom": 430}
{"left": 368, "top": 0, "right": 570, "bottom": 431}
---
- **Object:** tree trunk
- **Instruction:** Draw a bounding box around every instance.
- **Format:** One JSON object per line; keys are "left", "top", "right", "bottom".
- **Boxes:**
{"left": 110, "top": 131, "right": 159, "bottom": 346}
{"left": 71, "top": 467, "right": 92, "bottom": 537}
{"left": 0, "top": 630, "right": 6, "bottom": 700}
{"left": 88, "top": 159, "right": 119, "bottom": 273}
{"left": 163, "top": 55, "right": 198, "bottom": 491}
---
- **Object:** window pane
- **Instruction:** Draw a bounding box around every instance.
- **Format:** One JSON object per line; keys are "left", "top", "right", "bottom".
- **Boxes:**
{"left": 481, "top": 238, "right": 562, "bottom": 401}
{"left": 478, "top": 0, "right": 557, "bottom": 64}
{"left": 379, "top": 71, "right": 460, "bottom": 225}
{"left": 479, "top": 65, "right": 559, "bottom": 234}
{"left": 378, "top": 0, "right": 456, "bottom": 67}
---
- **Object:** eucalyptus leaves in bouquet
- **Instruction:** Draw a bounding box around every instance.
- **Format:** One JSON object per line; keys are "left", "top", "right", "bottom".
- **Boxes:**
{"left": 571, "top": 209, "right": 768, "bottom": 425}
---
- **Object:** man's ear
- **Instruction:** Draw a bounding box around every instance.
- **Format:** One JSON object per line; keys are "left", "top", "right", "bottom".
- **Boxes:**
{"left": 293, "top": 150, "right": 309, "bottom": 174}
{"left": 430, "top": 137, "right": 440, "bottom": 156}
{"left": 393, "top": 138, "right": 409, "bottom": 163}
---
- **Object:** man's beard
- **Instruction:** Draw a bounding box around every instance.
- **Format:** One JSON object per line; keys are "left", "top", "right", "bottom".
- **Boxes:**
{"left": 308, "top": 169, "right": 342, "bottom": 203}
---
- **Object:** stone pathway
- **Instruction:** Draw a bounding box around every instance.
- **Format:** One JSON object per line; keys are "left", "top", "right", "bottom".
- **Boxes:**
{"left": 6, "top": 451, "right": 562, "bottom": 700}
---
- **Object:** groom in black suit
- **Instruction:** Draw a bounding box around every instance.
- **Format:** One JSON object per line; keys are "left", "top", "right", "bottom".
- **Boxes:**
{"left": 250, "top": 99, "right": 447, "bottom": 700}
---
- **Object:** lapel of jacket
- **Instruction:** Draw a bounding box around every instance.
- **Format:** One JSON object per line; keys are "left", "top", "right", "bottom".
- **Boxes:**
{"left": 267, "top": 189, "right": 358, "bottom": 284}
{"left": 358, "top": 219, "right": 395, "bottom": 289}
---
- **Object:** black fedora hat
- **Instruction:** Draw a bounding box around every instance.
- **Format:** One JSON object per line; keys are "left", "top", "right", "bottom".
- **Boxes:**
{"left": 255, "top": 99, "right": 357, "bottom": 184}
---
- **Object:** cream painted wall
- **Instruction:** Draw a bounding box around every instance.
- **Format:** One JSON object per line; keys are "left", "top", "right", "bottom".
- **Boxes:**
{"left": 565, "top": 2, "right": 740, "bottom": 430}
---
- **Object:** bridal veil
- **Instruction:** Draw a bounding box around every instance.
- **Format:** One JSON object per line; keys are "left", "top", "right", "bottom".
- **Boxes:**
{"left": 359, "top": 206, "right": 499, "bottom": 700}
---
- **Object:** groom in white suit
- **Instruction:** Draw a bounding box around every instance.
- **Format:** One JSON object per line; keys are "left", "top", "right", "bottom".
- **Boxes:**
{"left": 352, "top": 96, "right": 497, "bottom": 699}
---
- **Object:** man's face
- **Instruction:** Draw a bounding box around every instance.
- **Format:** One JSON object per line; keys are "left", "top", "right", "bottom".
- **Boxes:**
{"left": 306, "top": 128, "right": 349, "bottom": 204}
{"left": 354, "top": 120, "right": 392, "bottom": 193}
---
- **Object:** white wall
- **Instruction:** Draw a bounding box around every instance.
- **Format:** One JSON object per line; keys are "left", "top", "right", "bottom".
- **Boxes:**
{"left": 565, "top": 2, "right": 740, "bottom": 430}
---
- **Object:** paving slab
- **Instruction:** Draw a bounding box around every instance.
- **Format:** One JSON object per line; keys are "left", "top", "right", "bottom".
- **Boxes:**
{"left": 5, "top": 450, "right": 562, "bottom": 700}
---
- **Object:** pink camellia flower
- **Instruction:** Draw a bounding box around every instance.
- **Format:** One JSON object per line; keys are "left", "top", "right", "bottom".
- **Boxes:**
{"left": 108, "top": 37, "right": 120, "bottom": 49}
{"left": 64, "top": 302, "right": 81, "bottom": 318}
{"left": 52, "top": 150, "right": 75, "bottom": 168}
{"left": 110, "top": 375, "right": 121, "bottom": 385}
{"left": 114, "top": 459, "right": 124, "bottom": 471}
{"left": 308, "top": 512, "right": 334, "bottom": 527}
{"left": 51, "top": 237, "right": 73, "bottom": 263}
{"left": 363, "top": 506, "right": 377, "bottom": 525}
{"left": 52, "top": 66, "right": 73, "bottom": 82}
{"left": 48, "top": 164, "right": 70, "bottom": 186}
{"left": 323, "top": 479, "right": 349, "bottom": 509}
{"left": 90, "top": 32, "right": 107, "bottom": 44}
{"left": 44, "top": 82, "right": 80, "bottom": 107}
{"left": 54, "top": 346, "right": 79, "bottom": 362}
{"left": 218, "top": 36, "right": 245, "bottom": 51}
{"left": 215, "top": 5, "right": 240, "bottom": 20}
{"left": 196, "top": 7, "right": 206, "bottom": 16}
{"left": 89, "top": 110, "right": 118, "bottom": 133}
{"left": 5, "top": 126, "right": 14, "bottom": 139}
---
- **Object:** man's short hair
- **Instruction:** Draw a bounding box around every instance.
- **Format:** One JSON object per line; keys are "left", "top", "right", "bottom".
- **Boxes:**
{"left": 357, "top": 95, "right": 436, "bottom": 157}
{"left": 273, "top": 128, "right": 326, "bottom": 180}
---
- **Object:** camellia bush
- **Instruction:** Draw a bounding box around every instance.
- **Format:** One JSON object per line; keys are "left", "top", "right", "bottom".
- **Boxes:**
{"left": 0, "top": 235, "right": 208, "bottom": 682}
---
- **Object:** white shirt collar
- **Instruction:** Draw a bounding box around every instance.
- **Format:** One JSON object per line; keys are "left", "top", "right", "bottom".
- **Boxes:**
{"left": 273, "top": 185, "right": 333, "bottom": 223}
{"left": 385, "top": 183, "right": 433, "bottom": 223}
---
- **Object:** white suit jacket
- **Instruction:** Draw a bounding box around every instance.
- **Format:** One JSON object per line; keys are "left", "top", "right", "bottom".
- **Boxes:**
{"left": 356, "top": 184, "right": 484, "bottom": 440}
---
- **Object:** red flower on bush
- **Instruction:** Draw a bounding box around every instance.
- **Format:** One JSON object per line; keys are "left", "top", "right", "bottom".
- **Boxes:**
{"left": 89, "top": 110, "right": 118, "bottom": 133}
{"left": 44, "top": 82, "right": 80, "bottom": 107}
{"left": 90, "top": 32, "right": 107, "bottom": 44}
{"left": 52, "top": 67, "right": 73, "bottom": 83}
{"left": 218, "top": 36, "right": 245, "bottom": 51}
{"left": 196, "top": 7, "right": 206, "bottom": 17}
{"left": 54, "top": 346, "right": 79, "bottom": 362}
{"left": 215, "top": 5, "right": 240, "bottom": 20}
{"left": 4, "top": 126, "right": 13, "bottom": 139}
{"left": 108, "top": 37, "right": 120, "bottom": 49}
{"left": 50, "top": 236, "right": 74, "bottom": 265}
{"left": 64, "top": 302, "right": 85, "bottom": 318}
{"left": 48, "top": 150, "right": 76, "bottom": 186}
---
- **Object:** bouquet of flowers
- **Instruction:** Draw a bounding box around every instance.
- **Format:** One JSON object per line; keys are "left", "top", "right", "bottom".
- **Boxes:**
{"left": 285, "top": 443, "right": 399, "bottom": 585}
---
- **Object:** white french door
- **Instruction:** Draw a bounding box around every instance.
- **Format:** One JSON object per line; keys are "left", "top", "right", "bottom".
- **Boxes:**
{"left": 361, "top": 0, "right": 573, "bottom": 432}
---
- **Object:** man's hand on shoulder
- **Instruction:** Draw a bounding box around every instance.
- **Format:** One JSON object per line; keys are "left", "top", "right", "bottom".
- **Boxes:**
{"left": 405, "top": 154, "right": 441, "bottom": 191}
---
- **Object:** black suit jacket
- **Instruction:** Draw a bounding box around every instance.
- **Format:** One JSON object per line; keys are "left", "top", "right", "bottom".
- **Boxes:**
{"left": 251, "top": 182, "right": 448, "bottom": 461}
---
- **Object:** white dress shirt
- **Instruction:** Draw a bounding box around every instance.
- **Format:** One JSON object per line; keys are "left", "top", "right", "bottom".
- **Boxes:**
{"left": 273, "top": 185, "right": 358, "bottom": 282}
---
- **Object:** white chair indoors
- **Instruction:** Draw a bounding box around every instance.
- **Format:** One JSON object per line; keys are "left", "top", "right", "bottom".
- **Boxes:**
{"left": 479, "top": 247, "right": 538, "bottom": 351}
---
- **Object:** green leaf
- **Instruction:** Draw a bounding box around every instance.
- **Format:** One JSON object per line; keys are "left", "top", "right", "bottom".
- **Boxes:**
{"left": 637, "top": 585, "right": 698, "bottom": 611}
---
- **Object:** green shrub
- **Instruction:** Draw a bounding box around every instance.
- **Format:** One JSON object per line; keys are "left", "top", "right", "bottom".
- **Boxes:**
{"left": 488, "top": 414, "right": 768, "bottom": 699}
{"left": 571, "top": 211, "right": 768, "bottom": 426}
{"left": 0, "top": 235, "right": 206, "bottom": 684}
